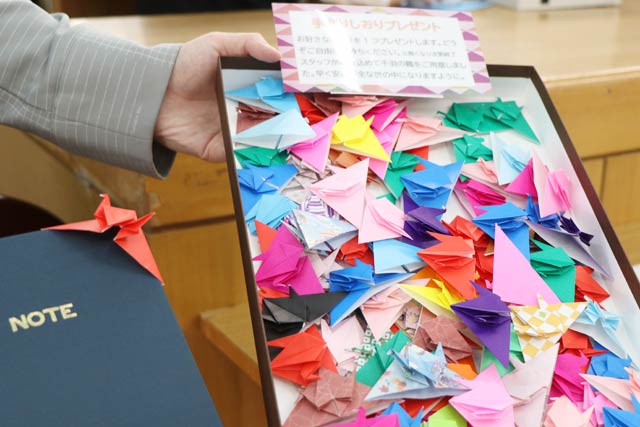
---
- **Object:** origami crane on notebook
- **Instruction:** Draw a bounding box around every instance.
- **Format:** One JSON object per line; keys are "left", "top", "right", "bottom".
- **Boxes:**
{"left": 238, "top": 163, "right": 297, "bottom": 214}
{"left": 413, "top": 315, "right": 473, "bottom": 363}
{"left": 253, "top": 225, "right": 324, "bottom": 296}
{"left": 226, "top": 75, "right": 299, "bottom": 113}
{"left": 244, "top": 193, "right": 297, "bottom": 233}
{"left": 283, "top": 368, "right": 389, "bottom": 427}
{"left": 262, "top": 288, "right": 347, "bottom": 340}
{"left": 234, "top": 146, "right": 287, "bottom": 167}
{"left": 511, "top": 295, "right": 587, "bottom": 361}
{"left": 268, "top": 326, "right": 337, "bottom": 387}
{"left": 502, "top": 344, "right": 559, "bottom": 427}
{"left": 493, "top": 225, "right": 560, "bottom": 305}
{"left": 46, "top": 193, "right": 163, "bottom": 283}
{"left": 360, "top": 285, "right": 412, "bottom": 340}
{"left": 449, "top": 364, "right": 515, "bottom": 427}
{"left": 289, "top": 113, "right": 338, "bottom": 172}
{"left": 401, "top": 160, "right": 463, "bottom": 209}
{"left": 366, "top": 343, "right": 467, "bottom": 401}
{"left": 570, "top": 298, "right": 627, "bottom": 359}
{"left": 402, "top": 206, "right": 450, "bottom": 249}
{"left": 233, "top": 109, "right": 315, "bottom": 150}
{"left": 286, "top": 209, "right": 357, "bottom": 251}
{"left": 417, "top": 233, "right": 477, "bottom": 300}
{"left": 451, "top": 283, "right": 512, "bottom": 368}
{"left": 472, "top": 202, "right": 530, "bottom": 259}
{"left": 330, "top": 115, "right": 391, "bottom": 161}
{"left": 394, "top": 116, "right": 465, "bottom": 151}
{"left": 310, "top": 158, "right": 369, "bottom": 228}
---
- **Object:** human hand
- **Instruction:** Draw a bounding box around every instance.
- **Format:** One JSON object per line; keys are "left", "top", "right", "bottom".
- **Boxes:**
{"left": 154, "top": 32, "right": 280, "bottom": 162}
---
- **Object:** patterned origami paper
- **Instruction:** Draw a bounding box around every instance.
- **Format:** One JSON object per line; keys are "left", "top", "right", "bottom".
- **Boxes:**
{"left": 269, "top": 326, "right": 337, "bottom": 386}
{"left": 401, "top": 160, "right": 463, "bottom": 209}
{"left": 356, "top": 331, "right": 412, "bottom": 387}
{"left": 328, "top": 406, "right": 400, "bottom": 427}
{"left": 360, "top": 286, "right": 411, "bottom": 340}
{"left": 46, "top": 193, "right": 164, "bottom": 283}
{"left": 254, "top": 225, "right": 324, "bottom": 295}
{"left": 321, "top": 317, "right": 364, "bottom": 367}
{"left": 456, "top": 179, "right": 506, "bottom": 216}
{"left": 359, "top": 193, "right": 411, "bottom": 244}
{"left": 492, "top": 225, "right": 560, "bottom": 306}
{"left": 417, "top": 233, "right": 476, "bottom": 300}
{"left": 453, "top": 134, "right": 493, "bottom": 164}
{"left": 543, "top": 395, "right": 594, "bottom": 427}
{"left": 366, "top": 343, "right": 467, "bottom": 401}
{"left": 511, "top": 296, "right": 587, "bottom": 361}
{"left": 288, "top": 209, "right": 357, "bottom": 251}
{"left": 310, "top": 158, "right": 369, "bottom": 228}
{"left": 226, "top": 75, "right": 299, "bottom": 113}
{"left": 402, "top": 206, "right": 449, "bottom": 249}
{"left": 283, "top": 368, "right": 389, "bottom": 427}
{"left": 502, "top": 344, "right": 559, "bottom": 427}
{"left": 331, "top": 115, "right": 391, "bottom": 161}
{"left": 244, "top": 193, "right": 298, "bottom": 233}
{"left": 449, "top": 365, "right": 515, "bottom": 427}
{"left": 395, "top": 116, "right": 465, "bottom": 151}
{"left": 289, "top": 113, "right": 339, "bottom": 172}
{"left": 472, "top": 202, "right": 530, "bottom": 259}
{"left": 372, "top": 239, "right": 425, "bottom": 275}
{"left": 413, "top": 315, "right": 473, "bottom": 363}
{"left": 491, "top": 132, "right": 530, "bottom": 185}
{"left": 238, "top": 163, "right": 298, "bottom": 214}
{"left": 384, "top": 151, "right": 420, "bottom": 199}
{"left": 234, "top": 109, "right": 315, "bottom": 150}
{"left": 570, "top": 298, "right": 627, "bottom": 359}
{"left": 234, "top": 146, "right": 288, "bottom": 167}
{"left": 451, "top": 284, "right": 512, "bottom": 368}
{"left": 262, "top": 289, "right": 348, "bottom": 340}
{"left": 400, "top": 280, "right": 463, "bottom": 319}
{"left": 530, "top": 240, "right": 577, "bottom": 303}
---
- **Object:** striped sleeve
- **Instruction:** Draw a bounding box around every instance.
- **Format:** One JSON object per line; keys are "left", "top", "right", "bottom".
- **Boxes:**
{"left": 0, "top": 0, "right": 180, "bottom": 178}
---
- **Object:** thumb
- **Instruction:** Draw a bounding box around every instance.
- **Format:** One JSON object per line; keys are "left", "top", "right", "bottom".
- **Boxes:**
{"left": 209, "top": 32, "right": 281, "bottom": 63}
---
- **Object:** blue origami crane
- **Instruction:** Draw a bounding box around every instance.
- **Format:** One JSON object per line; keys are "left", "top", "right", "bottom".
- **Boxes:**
{"left": 225, "top": 75, "right": 299, "bottom": 113}
{"left": 238, "top": 164, "right": 298, "bottom": 214}
{"left": 244, "top": 193, "right": 297, "bottom": 234}
{"left": 602, "top": 395, "right": 640, "bottom": 427}
{"left": 473, "top": 202, "right": 530, "bottom": 258}
{"left": 401, "top": 161, "right": 463, "bottom": 209}
{"left": 372, "top": 239, "right": 425, "bottom": 275}
{"left": 526, "top": 195, "right": 559, "bottom": 229}
{"left": 381, "top": 402, "right": 423, "bottom": 427}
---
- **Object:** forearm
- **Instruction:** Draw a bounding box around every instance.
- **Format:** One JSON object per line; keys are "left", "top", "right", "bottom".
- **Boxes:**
{"left": 0, "top": 0, "right": 179, "bottom": 177}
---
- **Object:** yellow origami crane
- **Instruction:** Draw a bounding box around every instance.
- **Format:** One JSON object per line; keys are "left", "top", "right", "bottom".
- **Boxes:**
{"left": 400, "top": 280, "right": 462, "bottom": 319}
{"left": 331, "top": 115, "right": 391, "bottom": 161}
{"left": 510, "top": 296, "right": 587, "bottom": 361}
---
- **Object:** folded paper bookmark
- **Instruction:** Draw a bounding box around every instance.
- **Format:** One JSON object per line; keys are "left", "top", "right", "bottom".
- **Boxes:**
{"left": 45, "top": 194, "right": 163, "bottom": 284}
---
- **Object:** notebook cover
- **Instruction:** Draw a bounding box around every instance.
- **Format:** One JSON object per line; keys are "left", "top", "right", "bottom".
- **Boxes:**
{"left": 0, "top": 229, "right": 222, "bottom": 427}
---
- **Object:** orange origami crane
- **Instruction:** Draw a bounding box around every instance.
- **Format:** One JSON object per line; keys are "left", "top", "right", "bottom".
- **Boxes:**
{"left": 268, "top": 326, "right": 337, "bottom": 387}
{"left": 46, "top": 194, "right": 163, "bottom": 284}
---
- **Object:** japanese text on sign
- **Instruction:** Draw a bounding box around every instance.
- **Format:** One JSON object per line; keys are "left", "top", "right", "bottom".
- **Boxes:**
{"left": 289, "top": 11, "right": 474, "bottom": 91}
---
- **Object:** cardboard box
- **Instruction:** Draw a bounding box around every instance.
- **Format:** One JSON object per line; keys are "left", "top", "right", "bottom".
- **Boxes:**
{"left": 217, "top": 57, "right": 640, "bottom": 426}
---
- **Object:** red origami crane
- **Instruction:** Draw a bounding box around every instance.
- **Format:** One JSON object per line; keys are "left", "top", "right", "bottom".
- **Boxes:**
{"left": 46, "top": 194, "right": 163, "bottom": 284}
{"left": 268, "top": 326, "right": 337, "bottom": 387}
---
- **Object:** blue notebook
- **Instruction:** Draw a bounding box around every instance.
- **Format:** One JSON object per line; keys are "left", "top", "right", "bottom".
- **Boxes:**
{"left": 0, "top": 229, "right": 222, "bottom": 427}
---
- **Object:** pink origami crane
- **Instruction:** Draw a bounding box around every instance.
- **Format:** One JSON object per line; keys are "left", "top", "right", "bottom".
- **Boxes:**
{"left": 328, "top": 407, "right": 400, "bottom": 427}
{"left": 395, "top": 116, "right": 465, "bottom": 151}
{"left": 289, "top": 113, "right": 338, "bottom": 172}
{"left": 46, "top": 194, "right": 163, "bottom": 283}
{"left": 543, "top": 396, "right": 593, "bottom": 427}
{"left": 358, "top": 193, "right": 410, "bottom": 244}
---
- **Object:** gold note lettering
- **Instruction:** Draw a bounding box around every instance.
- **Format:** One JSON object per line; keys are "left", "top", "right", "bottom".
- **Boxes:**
{"left": 8, "top": 303, "right": 78, "bottom": 333}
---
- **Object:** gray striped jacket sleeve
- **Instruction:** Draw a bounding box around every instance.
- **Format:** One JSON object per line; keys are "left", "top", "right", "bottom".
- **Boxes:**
{"left": 0, "top": 0, "right": 180, "bottom": 178}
